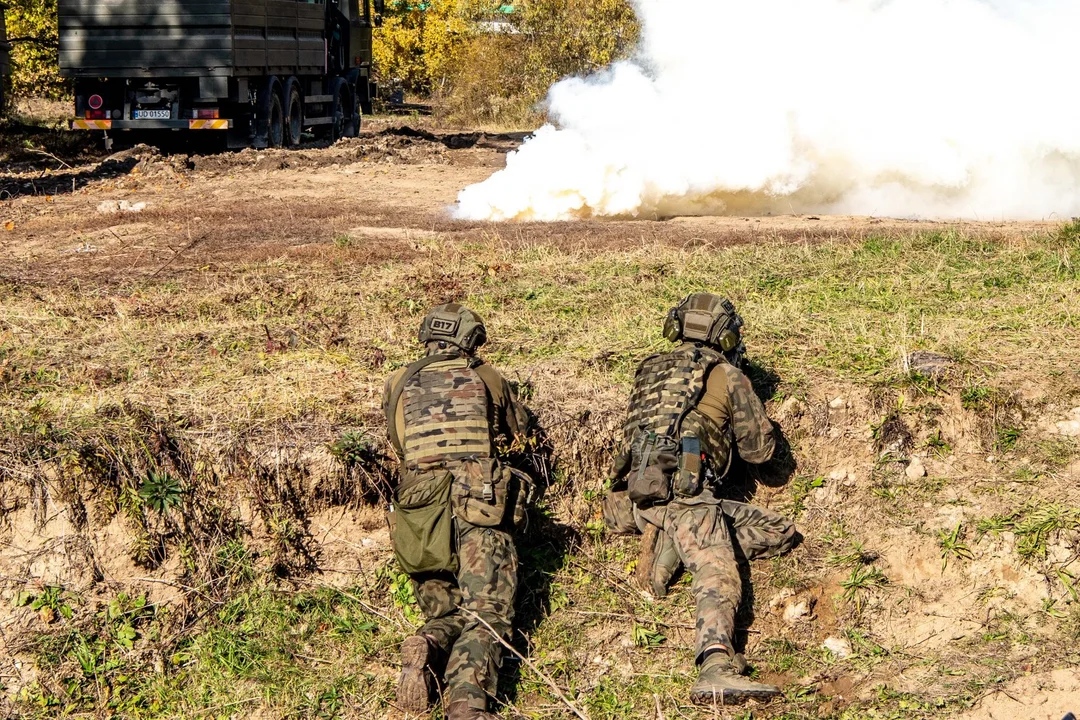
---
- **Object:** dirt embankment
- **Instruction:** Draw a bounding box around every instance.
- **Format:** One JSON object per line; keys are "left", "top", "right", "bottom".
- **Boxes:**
{"left": 1, "top": 127, "right": 1078, "bottom": 719}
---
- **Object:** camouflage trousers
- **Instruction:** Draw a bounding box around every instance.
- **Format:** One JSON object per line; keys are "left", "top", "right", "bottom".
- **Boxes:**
{"left": 636, "top": 498, "right": 796, "bottom": 662}
{"left": 411, "top": 520, "right": 518, "bottom": 710}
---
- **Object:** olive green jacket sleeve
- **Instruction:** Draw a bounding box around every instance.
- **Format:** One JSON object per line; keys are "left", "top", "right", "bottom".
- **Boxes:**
{"left": 473, "top": 363, "right": 530, "bottom": 443}
{"left": 695, "top": 362, "right": 776, "bottom": 465}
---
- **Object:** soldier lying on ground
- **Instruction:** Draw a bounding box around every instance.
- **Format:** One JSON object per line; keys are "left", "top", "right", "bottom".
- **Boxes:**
{"left": 382, "top": 304, "right": 535, "bottom": 720}
{"left": 604, "top": 293, "right": 798, "bottom": 704}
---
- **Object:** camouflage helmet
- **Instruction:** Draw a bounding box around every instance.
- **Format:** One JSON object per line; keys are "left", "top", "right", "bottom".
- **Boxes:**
{"left": 662, "top": 293, "right": 745, "bottom": 355}
{"left": 417, "top": 303, "right": 488, "bottom": 353}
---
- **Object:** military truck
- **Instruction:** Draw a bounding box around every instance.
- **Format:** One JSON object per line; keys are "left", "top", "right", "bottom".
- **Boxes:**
{"left": 59, "top": 0, "right": 382, "bottom": 148}
{"left": 0, "top": 3, "right": 11, "bottom": 114}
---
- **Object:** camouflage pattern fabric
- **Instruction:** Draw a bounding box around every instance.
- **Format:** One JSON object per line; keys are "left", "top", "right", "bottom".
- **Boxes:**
{"left": 384, "top": 347, "right": 532, "bottom": 712}
{"left": 402, "top": 357, "right": 493, "bottom": 472}
{"left": 710, "top": 363, "right": 775, "bottom": 464}
{"left": 622, "top": 345, "right": 724, "bottom": 442}
{"left": 412, "top": 520, "right": 518, "bottom": 710}
{"left": 637, "top": 498, "right": 796, "bottom": 661}
{"left": 619, "top": 341, "right": 793, "bottom": 662}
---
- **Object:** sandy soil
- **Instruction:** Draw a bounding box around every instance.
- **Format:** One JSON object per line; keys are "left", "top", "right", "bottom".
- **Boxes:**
{"left": 2, "top": 123, "right": 1078, "bottom": 719}
{"left": 1, "top": 122, "right": 1062, "bottom": 287}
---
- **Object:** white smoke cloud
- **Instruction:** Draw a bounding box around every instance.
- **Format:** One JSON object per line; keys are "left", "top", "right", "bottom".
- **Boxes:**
{"left": 454, "top": 0, "right": 1080, "bottom": 221}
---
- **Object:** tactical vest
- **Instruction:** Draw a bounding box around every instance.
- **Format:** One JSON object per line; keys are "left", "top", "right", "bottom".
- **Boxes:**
{"left": 623, "top": 345, "right": 732, "bottom": 481}
{"left": 400, "top": 356, "right": 494, "bottom": 472}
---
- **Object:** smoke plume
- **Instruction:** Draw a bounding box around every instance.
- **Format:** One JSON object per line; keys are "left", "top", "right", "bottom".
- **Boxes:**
{"left": 455, "top": 0, "right": 1080, "bottom": 221}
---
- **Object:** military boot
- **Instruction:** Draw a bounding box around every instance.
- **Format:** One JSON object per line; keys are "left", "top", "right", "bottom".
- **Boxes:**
{"left": 689, "top": 652, "right": 781, "bottom": 704}
{"left": 445, "top": 700, "right": 500, "bottom": 720}
{"left": 396, "top": 635, "right": 436, "bottom": 714}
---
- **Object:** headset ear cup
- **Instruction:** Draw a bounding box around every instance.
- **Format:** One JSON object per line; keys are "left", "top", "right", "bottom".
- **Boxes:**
{"left": 662, "top": 309, "right": 682, "bottom": 343}
{"left": 719, "top": 329, "right": 739, "bottom": 353}
{"left": 472, "top": 326, "right": 487, "bottom": 351}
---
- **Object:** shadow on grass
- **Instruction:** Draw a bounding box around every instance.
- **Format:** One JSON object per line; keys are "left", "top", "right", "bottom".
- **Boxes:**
{"left": 496, "top": 509, "right": 579, "bottom": 708}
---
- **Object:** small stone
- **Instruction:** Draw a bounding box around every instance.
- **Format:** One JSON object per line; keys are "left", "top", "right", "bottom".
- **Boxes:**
{"left": 98, "top": 199, "right": 147, "bottom": 214}
{"left": 813, "top": 483, "right": 838, "bottom": 505}
{"left": 906, "top": 350, "right": 954, "bottom": 379}
{"left": 783, "top": 598, "right": 813, "bottom": 624}
{"left": 360, "top": 537, "right": 376, "bottom": 548}
{"left": 828, "top": 468, "right": 847, "bottom": 482}
{"left": 1048, "top": 542, "right": 1073, "bottom": 565}
{"left": 829, "top": 397, "right": 847, "bottom": 410}
{"left": 986, "top": 455, "right": 996, "bottom": 463}
{"left": 1055, "top": 420, "right": 1080, "bottom": 438}
{"left": 118, "top": 200, "right": 147, "bottom": 213}
{"left": 768, "top": 588, "right": 795, "bottom": 611}
{"left": 905, "top": 457, "right": 926, "bottom": 480}
{"left": 777, "top": 396, "right": 805, "bottom": 421}
{"left": 822, "top": 637, "right": 852, "bottom": 659}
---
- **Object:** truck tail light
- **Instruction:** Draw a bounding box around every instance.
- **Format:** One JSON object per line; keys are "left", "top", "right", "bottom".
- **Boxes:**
{"left": 85, "top": 109, "right": 107, "bottom": 119}
{"left": 195, "top": 108, "right": 220, "bottom": 119}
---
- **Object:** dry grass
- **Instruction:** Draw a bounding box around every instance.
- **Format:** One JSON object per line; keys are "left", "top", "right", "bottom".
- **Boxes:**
{"left": 2, "top": 221, "right": 1080, "bottom": 718}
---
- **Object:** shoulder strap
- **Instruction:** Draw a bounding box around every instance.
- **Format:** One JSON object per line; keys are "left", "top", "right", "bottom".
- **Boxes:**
{"left": 671, "top": 347, "right": 722, "bottom": 437}
{"left": 386, "top": 353, "right": 457, "bottom": 454}
{"left": 469, "top": 359, "right": 501, "bottom": 401}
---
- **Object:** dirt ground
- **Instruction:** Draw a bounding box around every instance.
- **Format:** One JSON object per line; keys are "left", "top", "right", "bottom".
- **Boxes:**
{"left": 2, "top": 123, "right": 1079, "bottom": 720}
{"left": 1, "top": 120, "right": 1060, "bottom": 286}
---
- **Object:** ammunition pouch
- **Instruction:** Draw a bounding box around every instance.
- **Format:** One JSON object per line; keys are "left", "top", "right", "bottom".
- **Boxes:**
{"left": 389, "top": 468, "right": 458, "bottom": 575}
{"left": 673, "top": 435, "right": 703, "bottom": 498}
{"left": 627, "top": 430, "right": 678, "bottom": 507}
{"left": 450, "top": 458, "right": 534, "bottom": 529}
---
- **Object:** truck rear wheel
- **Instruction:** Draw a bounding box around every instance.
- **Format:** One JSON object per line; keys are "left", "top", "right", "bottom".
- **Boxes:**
{"left": 328, "top": 77, "right": 353, "bottom": 142}
{"left": 283, "top": 77, "right": 303, "bottom": 147}
{"left": 257, "top": 76, "right": 285, "bottom": 149}
{"left": 344, "top": 86, "right": 360, "bottom": 139}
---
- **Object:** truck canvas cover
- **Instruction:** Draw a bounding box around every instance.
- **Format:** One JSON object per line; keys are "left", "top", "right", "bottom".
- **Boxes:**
{"left": 58, "top": 0, "right": 327, "bottom": 78}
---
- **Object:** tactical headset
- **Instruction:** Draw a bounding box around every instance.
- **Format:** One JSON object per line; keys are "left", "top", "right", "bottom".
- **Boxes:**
{"left": 417, "top": 303, "right": 488, "bottom": 353}
{"left": 662, "top": 293, "right": 744, "bottom": 353}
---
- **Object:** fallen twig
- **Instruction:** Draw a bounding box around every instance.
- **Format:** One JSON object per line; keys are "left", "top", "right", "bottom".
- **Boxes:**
{"left": 460, "top": 607, "right": 591, "bottom": 720}
{"left": 292, "top": 578, "right": 408, "bottom": 631}
{"left": 30, "top": 149, "right": 73, "bottom": 170}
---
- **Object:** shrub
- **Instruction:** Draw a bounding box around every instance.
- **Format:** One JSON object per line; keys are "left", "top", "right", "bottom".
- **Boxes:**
{"left": 373, "top": 0, "right": 640, "bottom": 125}
{"left": 6, "top": 0, "right": 67, "bottom": 100}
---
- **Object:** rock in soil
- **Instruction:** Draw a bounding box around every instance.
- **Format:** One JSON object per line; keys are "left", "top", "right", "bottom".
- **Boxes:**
{"left": 822, "top": 637, "right": 852, "bottom": 659}
{"left": 906, "top": 350, "right": 954, "bottom": 379}
{"left": 906, "top": 456, "right": 927, "bottom": 479}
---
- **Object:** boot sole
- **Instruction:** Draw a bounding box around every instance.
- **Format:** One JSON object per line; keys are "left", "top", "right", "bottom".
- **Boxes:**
{"left": 689, "top": 688, "right": 781, "bottom": 705}
{"left": 397, "top": 636, "right": 434, "bottom": 714}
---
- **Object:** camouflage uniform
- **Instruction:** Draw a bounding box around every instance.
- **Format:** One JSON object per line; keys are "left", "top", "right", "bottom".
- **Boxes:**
{"left": 626, "top": 347, "right": 797, "bottom": 662}
{"left": 383, "top": 352, "right": 530, "bottom": 712}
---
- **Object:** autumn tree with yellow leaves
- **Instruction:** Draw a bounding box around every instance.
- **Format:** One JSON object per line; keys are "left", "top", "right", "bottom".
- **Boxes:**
{"left": 374, "top": 0, "right": 639, "bottom": 124}
{"left": 3, "top": 0, "right": 638, "bottom": 125}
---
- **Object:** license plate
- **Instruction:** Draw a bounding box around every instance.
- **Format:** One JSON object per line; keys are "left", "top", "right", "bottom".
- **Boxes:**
{"left": 133, "top": 109, "right": 171, "bottom": 120}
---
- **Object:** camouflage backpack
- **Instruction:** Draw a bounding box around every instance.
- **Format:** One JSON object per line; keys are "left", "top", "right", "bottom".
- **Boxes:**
{"left": 621, "top": 345, "right": 727, "bottom": 506}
